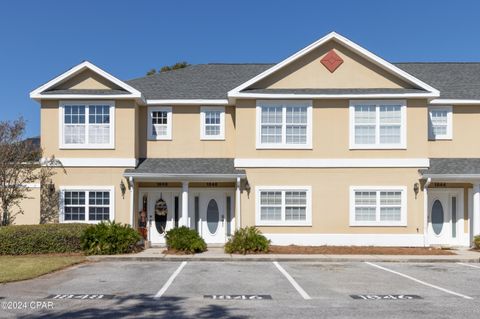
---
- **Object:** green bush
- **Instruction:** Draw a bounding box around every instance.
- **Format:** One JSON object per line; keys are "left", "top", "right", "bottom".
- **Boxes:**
{"left": 474, "top": 235, "right": 480, "bottom": 249}
{"left": 80, "top": 221, "right": 141, "bottom": 255}
{"left": 0, "top": 223, "right": 89, "bottom": 255}
{"left": 225, "top": 226, "right": 270, "bottom": 254}
{"left": 164, "top": 226, "right": 207, "bottom": 254}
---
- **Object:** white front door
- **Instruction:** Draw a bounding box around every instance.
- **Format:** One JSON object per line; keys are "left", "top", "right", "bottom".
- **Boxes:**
{"left": 199, "top": 192, "right": 226, "bottom": 244}
{"left": 428, "top": 189, "right": 464, "bottom": 246}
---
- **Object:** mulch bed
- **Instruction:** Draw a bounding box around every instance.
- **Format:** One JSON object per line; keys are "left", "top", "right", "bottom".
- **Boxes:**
{"left": 268, "top": 245, "right": 455, "bottom": 255}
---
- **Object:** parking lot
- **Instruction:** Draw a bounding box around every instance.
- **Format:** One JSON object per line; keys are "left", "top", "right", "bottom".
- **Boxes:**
{"left": 1, "top": 260, "right": 480, "bottom": 318}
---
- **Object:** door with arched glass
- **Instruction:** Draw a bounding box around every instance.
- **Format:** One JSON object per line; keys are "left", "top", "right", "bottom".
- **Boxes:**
{"left": 199, "top": 192, "right": 226, "bottom": 243}
{"left": 428, "top": 189, "right": 464, "bottom": 246}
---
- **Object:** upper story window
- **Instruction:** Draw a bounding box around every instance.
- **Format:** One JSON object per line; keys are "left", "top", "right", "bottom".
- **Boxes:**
{"left": 349, "top": 100, "right": 406, "bottom": 149}
{"left": 428, "top": 106, "right": 452, "bottom": 140}
{"left": 256, "top": 100, "right": 312, "bottom": 149}
{"left": 60, "top": 101, "right": 114, "bottom": 149}
{"left": 200, "top": 106, "right": 225, "bottom": 140}
{"left": 148, "top": 106, "right": 172, "bottom": 140}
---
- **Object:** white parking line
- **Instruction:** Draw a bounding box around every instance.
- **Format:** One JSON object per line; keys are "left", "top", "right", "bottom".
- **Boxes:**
{"left": 154, "top": 261, "right": 187, "bottom": 299}
{"left": 457, "top": 262, "right": 480, "bottom": 269}
{"left": 365, "top": 262, "right": 473, "bottom": 300}
{"left": 273, "top": 261, "right": 311, "bottom": 300}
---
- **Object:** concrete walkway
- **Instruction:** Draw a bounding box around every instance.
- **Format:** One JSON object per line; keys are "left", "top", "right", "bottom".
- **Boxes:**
{"left": 87, "top": 247, "right": 480, "bottom": 263}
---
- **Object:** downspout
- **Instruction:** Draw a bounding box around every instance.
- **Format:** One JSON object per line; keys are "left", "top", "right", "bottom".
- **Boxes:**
{"left": 423, "top": 178, "right": 431, "bottom": 247}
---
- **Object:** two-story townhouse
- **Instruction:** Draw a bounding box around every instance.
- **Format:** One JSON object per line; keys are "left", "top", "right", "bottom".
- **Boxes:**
{"left": 27, "top": 32, "right": 480, "bottom": 247}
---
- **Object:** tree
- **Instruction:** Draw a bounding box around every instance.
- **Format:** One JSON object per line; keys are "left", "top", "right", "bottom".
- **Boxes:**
{"left": 146, "top": 69, "right": 157, "bottom": 76}
{"left": 0, "top": 118, "right": 60, "bottom": 226}
{"left": 146, "top": 61, "right": 190, "bottom": 75}
{"left": 39, "top": 158, "right": 64, "bottom": 224}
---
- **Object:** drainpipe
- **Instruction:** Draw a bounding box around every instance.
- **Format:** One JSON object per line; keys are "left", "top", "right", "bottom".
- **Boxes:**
{"left": 423, "top": 178, "right": 431, "bottom": 247}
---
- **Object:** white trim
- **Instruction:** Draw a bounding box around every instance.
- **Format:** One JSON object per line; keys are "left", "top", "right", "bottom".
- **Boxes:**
{"left": 36, "top": 94, "right": 138, "bottom": 100}
{"left": 235, "top": 158, "right": 429, "bottom": 168}
{"left": 59, "top": 100, "right": 115, "bottom": 149}
{"left": 236, "top": 177, "right": 241, "bottom": 230}
{"left": 230, "top": 92, "right": 438, "bottom": 99}
{"left": 430, "top": 99, "right": 480, "bottom": 105}
{"left": 264, "top": 233, "right": 425, "bottom": 247}
{"left": 59, "top": 185, "right": 115, "bottom": 223}
{"left": 421, "top": 174, "right": 480, "bottom": 181}
{"left": 30, "top": 61, "right": 142, "bottom": 99}
{"left": 255, "top": 186, "right": 312, "bottom": 226}
{"left": 228, "top": 32, "right": 439, "bottom": 97}
{"left": 200, "top": 106, "right": 225, "bottom": 140}
{"left": 54, "top": 158, "right": 137, "bottom": 167}
{"left": 349, "top": 186, "right": 407, "bottom": 227}
{"left": 428, "top": 105, "right": 452, "bottom": 140}
{"left": 349, "top": 100, "right": 407, "bottom": 150}
{"left": 147, "top": 106, "right": 172, "bottom": 140}
{"left": 255, "top": 100, "right": 312, "bottom": 149}
{"left": 128, "top": 176, "right": 134, "bottom": 226}
{"left": 147, "top": 99, "right": 229, "bottom": 105}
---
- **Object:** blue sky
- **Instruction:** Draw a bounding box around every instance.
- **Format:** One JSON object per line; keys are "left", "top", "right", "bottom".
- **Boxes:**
{"left": 1, "top": 0, "right": 480, "bottom": 137}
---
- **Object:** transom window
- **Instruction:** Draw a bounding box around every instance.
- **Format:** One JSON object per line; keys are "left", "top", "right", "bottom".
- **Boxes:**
{"left": 350, "top": 100, "right": 406, "bottom": 149}
{"left": 200, "top": 106, "right": 225, "bottom": 140}
{"left": 350, "top": 187, "right": 406, "bottom": 226}
{"left": 62, "top": 187, "right": 114, "bottom": 223}
{"left": 60, "top": 101, "right": 114, "bottom": 149}
{"left": 148, "top": 106, "right": 172, "bottom": 140}
{"left": 256, "top": 100, "right": 312, "bottom": 149}
{"left": 256, "top": 187, "right": 312, "bottom": 226}
{"left": 428, "top": 106, "right": 452, "bottom": 140}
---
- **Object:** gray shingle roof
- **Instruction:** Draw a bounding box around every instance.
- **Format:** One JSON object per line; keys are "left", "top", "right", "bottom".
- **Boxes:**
{"left": 242, "top": 88, "right": 428, "bottom": 95}
{"left": 421, "top": 158, "right": 480, "bottom": 176}
{"left": 125, "top": 63, "right": 480, "bottom": 101}
{"left": 124, "top": 158, "right": 245, "bottom": 177}
{"left": 42, "top": 89, "right": 130, "bottom": 95}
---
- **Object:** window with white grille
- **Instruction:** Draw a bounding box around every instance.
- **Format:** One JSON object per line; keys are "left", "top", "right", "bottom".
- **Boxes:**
{"left": 200, "top": 106, "right": 225, "bottom": 140}
{"left": 429, "top": 106, "right": 452, "bottom": 140}
{"left": 61, "top": 187, "right": 114, "bottom": 223}
{"left": 148, "top": 106, "right": 172, "bottom": 140}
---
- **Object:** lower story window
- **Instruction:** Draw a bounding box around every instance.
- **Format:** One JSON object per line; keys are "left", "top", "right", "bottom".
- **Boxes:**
{"left": 350, "top": 186, "right": 406, "bottom": 226}
{"left": 256, "top": 186, "right": 311, "bottom": 226}
{"left": 62, "top": 187, "right": 114, "bottom": 223}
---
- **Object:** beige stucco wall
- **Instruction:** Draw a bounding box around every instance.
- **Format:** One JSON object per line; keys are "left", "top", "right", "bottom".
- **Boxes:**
{"left": 56, "top": 69, "right": 121, "bottom": 90}
{"left": 138, "top": 105, "right": 235, "bottom": 158}
{"left": 240, "top": 168, "right": 424, "bottom": 234}
{"left": 41, "top": 99, "right": 137, "bottom": 158}
{"left": 254, "top": 40, "right": 413, "bottom": 89}
{"left": 12, "top": 187, "right": 40, "bottom": 225}
{"left": 428, "top": 105, "right": 480, "bottom": 157}
{"left": 236, "top": 99, "right": 429, "bottom": 158}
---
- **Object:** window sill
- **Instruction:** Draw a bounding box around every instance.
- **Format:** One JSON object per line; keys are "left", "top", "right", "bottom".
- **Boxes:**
{"left": 148, "top": 137, "right": 172, "bottom": 141}
{"left": 256, "top": 145, "right": 313, "bottom": 150}
{"left": 59, "top": 145, "right": 115, "bottom": 150}
{"left": 200, "top": 137, "right": 225, "bottom": 141}
{"left": 428, "top": 137, "right": 452, "bottom": 141}
{"left": 349, "top": 145, "right": 406, "bottom": 150}
{"left": 256, "top": 222, "right": 312, "bottom": 227}
{"left": 349, "top": 223, "right": 407, "bottom": 227}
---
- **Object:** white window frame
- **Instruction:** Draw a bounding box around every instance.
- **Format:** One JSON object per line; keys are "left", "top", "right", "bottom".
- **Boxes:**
{"left": 200, "top": 106, "right": 225, "bottom": 140}
{"left": 59, "top": 101, "right": 115, "bottom": 149}
{"left": 428, "top": 105, "right": 452, "bottom": 140}
{"left": 349, "top": 100, "right": 406, "bottom": 149}
{"left": 59, "top": 186, "right": 115, "bottom": 223}
{"left": 255, "top": 186, "right": 312, "bottom": 226}
{"left": 256, "top": 100, "right": 313, "bottom": 149}
{"left": 349, "top": 186, "right": 407, "bottom": 227}
{"left": 148, "top": 106, "right": 172, "bottom": 140}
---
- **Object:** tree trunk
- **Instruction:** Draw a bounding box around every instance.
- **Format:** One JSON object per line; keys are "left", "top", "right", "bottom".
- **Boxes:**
{"left": 1, "top": 203, "right": 9, "bottom": 226}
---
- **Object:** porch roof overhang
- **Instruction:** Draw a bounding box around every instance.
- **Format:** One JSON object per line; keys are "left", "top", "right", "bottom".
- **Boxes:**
{"left": 420, "top": 158, "right": 480, "bottom": 182}
{"left": 123, "top": 158, "right": 246, "bottom": 182}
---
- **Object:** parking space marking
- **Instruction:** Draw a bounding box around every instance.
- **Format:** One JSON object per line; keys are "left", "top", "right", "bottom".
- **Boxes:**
{"left": 154, "top": 261, "right": 187, "bottom": 299}
{"left": 457, "top": 262, "right": 480, "bottom": 269}
{"left": 365, "top": 262, "right": 473, "bottom": 300}
{"left": 273, "top": 261, "right": 311, "bottom": 300}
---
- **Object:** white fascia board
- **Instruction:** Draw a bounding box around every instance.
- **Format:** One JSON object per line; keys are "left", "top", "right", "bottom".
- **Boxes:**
{"left": 229, "top": 92, "right": 439, "bottom": 99}
{"left": 50, "top": 158, "right": 138, "bottom": 167}
{"left": 30, "top": 61, "right": 143, "bottom": 99}
{"left": 35, "top": 94, "right": 139, "bottom": 100}
{"left": 421, "top": 174, "right": 480, "bottom": 181}
{"left": 430, "top": 99, "right": 480, "bottom": 105}
{"left": 123, "top": 173, "right": 246, "bottom": 181}
{"left": 146, "top": 99, "right": 229, "bottom": 105}
{"left": 235, "top": 158, "right": 430, "bottom": 168}
{"left": 227, "top": 32, "right": 440, "bottom": 97}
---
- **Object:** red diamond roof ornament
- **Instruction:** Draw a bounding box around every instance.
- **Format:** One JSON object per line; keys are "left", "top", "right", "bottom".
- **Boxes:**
{"left": 320, "top": 49, "right": 343, "bottom": 73}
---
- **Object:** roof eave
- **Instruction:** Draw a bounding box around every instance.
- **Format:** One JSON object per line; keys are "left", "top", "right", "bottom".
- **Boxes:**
{"left": 123, "top": 172, "right": 246, "bottom": 181}
{"left": 229, "top": 92, "right": 440, "bottom": 99}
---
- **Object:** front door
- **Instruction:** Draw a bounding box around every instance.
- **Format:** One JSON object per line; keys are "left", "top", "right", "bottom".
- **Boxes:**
{"left": 199, "top": 193, "right": 226, "bottom": 244}
{"left": 428, "top": 189, "right": 463, "bottom": 246}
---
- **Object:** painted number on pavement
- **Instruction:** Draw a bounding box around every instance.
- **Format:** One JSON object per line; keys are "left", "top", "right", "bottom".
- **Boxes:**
{"left": 47, "top": 294, "right": 115, "bottom": 300}
{"left": 204, "top": 295, "right": 272, "bottom": 300}
{"left": 350, "top": 295, "right": 422, "bottom": 300}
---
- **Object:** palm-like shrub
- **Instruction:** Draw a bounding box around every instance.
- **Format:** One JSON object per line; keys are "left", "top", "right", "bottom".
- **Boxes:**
{"left": 164, "top": 226, "right": 207, "bottom": 254}
{"left": 80, "top": 221, "right": 141, "bottom": 255}
{"left": 225, "top": 226, "right": 270, "bottom": 254}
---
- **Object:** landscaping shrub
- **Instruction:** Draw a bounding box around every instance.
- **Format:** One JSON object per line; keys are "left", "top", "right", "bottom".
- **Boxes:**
{"left": 80, "top": 221, "right": 141, "bottom": 255}
{"left": 474, "top": 235, "right": 480, "bottom": 249}
{"left": 224, "top": 226, "right": 270, "bottom": 254}
{"left": 164, "top": 226, "right": 207, "bottom": 253}
{"left": 0, "top": 223, "right": 89, "bottom": 255}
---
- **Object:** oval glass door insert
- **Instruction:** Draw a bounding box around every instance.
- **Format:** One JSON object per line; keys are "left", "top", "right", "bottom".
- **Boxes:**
{"left": 431, "top": 200, "right": 444, "bottom": 235}
{"left": 207, "top": 199, "right": 219, "bottom": 234}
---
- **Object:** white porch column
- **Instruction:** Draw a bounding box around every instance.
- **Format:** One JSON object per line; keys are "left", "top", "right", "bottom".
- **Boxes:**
{"left": 181, "top": 181, "right": 189, "bottom": 227}
{"left": 128, "top": 177, "right": 134, "bottom": 227}
{"left": 473, "top": 183, "right": 480, "bottom": 238}
{"left": 423, "top": 178, "right": 431, "bottom": 247}
{"left": 236, "top": 177, "right": 241, "bottom": 230}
